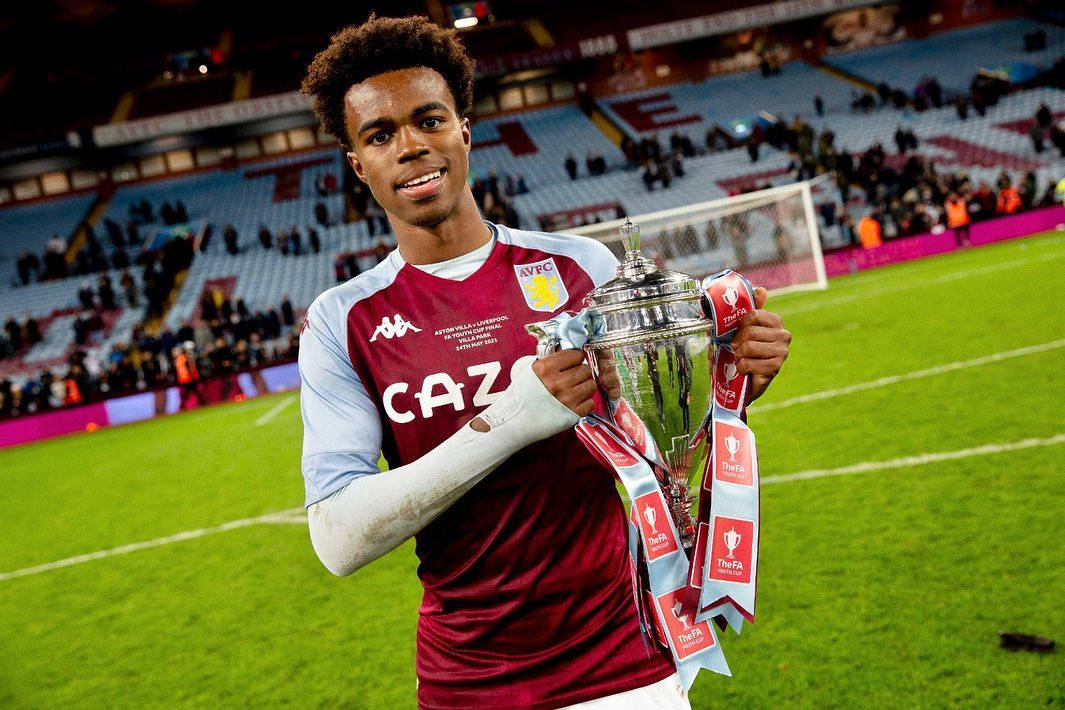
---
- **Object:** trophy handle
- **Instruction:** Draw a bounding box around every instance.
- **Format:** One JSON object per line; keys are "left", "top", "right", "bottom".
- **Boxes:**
{"left": 525, "top": 321, "right": 561, "bottom": 359}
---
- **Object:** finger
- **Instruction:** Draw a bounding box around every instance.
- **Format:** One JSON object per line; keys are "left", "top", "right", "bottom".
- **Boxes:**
{"left": 738, "top": 309, "right": 783, "bottom": 329}
{"left": 733, "top": 340, "right": 788, "bottom": 362}
{"left": 753, "top": 286, "right": 767, "bottom": 309}
{"left": 730, "top": 325, "right": 782, "bottom": 346}
{"left": 557, "top": 363, "right": 595, "bottom": 390}
{"left": 547, "top": 348, "right": 587, "bottom": 371}
{"left": 736, "top": 357, "right": 786, "bottom": 377}
{"left": 564, "top": 379, "right": 599, "bottom": 407}
{"left": 572, "top": 396, "right": 596, "bottom": 418}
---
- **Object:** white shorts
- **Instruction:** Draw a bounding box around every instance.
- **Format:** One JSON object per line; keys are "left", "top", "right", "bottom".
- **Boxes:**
{"left": 559, "top": 673, "right": 690, "bottom": 709}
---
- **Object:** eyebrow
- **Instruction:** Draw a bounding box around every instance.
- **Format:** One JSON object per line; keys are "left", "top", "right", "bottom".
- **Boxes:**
{"left": 356, "top": 102, "right": 450, "bottom": 137}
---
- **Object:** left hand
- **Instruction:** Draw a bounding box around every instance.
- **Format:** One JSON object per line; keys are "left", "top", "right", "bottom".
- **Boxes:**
{"left": 730, "top": 287, "right": 791, "bottom": 404}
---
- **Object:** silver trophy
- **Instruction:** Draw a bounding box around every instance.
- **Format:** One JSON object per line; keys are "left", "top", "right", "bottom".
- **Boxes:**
{"left": 529, "top": 218, "right": 716, "bottom": 549}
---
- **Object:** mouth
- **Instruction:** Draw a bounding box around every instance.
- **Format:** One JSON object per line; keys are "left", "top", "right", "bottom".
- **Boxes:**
{"left": 396, "top": 168, "right": 446, "bottom": 201}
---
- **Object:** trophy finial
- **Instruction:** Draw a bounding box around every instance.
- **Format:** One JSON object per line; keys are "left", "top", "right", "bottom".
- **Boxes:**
{"left": 620, "top": 217, "right": 641, "bottom": 256}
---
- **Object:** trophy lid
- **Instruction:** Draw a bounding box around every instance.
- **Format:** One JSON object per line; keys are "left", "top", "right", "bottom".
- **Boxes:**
{"left": 584, "top": 218, "right": 702, "bottom": 310}
{"left": 583, "top": 218, "right": 711, "bottom": 347}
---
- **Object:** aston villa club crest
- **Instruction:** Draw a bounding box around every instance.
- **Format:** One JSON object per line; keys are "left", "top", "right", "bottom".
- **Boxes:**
{"left": 514, "top": 257, "right": 569, "bottom": 312}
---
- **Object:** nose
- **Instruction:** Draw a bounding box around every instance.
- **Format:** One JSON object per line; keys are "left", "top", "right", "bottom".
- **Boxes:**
{"left": 396, "top": 125, "right": 429, "bottom": 163}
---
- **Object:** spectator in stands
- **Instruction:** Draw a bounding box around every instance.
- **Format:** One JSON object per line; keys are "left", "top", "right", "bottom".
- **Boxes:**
{"left": 996, "top": 183, "right": 1021, "bottom": 215}
{"left": 281, "top": 296, "right": 295, "bottom": 328}
{"left": 120, "top": 270, "right": 137, "bottom": 307}
{"left": 98, "top": 275, "right": 117, "bottom": 310}
{"left": 1030, "top": 123, "right": 1045, "bottom": 154}
{"left": 1049, "top": 124, "right": 1065, "bottom": 158}
{"left": 944, "top": 193, "right": 971, "bottom": 247}
{"left": 1036, "top": 104, "right": 1052, "bottom": 130}
{"left": 857, "top": 212, "right": 882, "bottom": 249}
{"left": 258, "top": 224, "right": 272, "bottom": 250}
{"left": 290, "top": 226, "right": 303, "bottom": 256}
{"left": 344, "top": 252, "right": 361, "bottom": 279}
{"left": 365, "top": 197, "right": 389, "bottom": 236}
{"left": 78, "top": 281, "right": 95, "bottom": 310}
{"left": 516, "top": 175, "right": 529, "bottom": 194}
{"left": 127, "top": 221, "right": 142, "bottom": 247}
{"left": 564, "top": 153, "right": 577, "bottom": 180}
{"left": 315, "top": 200, "right": 330, "bottom": 227}
{"left": 16, "top": 251, "right": 40, "bottom": 286}
{"left": 24, "top": 315, "right": 41, "bottom": 347}
{"left": 955, "top": 97, "right": 968, "bottom": 121}
{"left": 278, "top": 230, "right": 291, "bottom": 256}
{"left": 224, "top": 224, "right": 240, "bottom": 255}
{"left": 814, "top": 95, "right": 824, "bottom": 117}
{"left": 4, "top": 317, "right": 23, "bottom": 353}
{"left": 374, "top": 239, "right": 389, "bottom": 263}
{"left": 747, "top": 139, "right": 759, "bottom": 163}
{"left": 308, "top": 226, "right": 321, "bottom": 254}
{"left": 1020, "top": 172, "right": 1038, "bottom": 209}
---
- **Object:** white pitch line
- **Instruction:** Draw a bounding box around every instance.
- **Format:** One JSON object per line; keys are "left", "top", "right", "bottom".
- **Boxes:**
{"left": 752, "top": 338, "right": 1065, "bottom": 413}
{"left": 4, "top": 432, "right": 1064, "bottom": 582}
{"left": 764, "top": 433, "right": 1065, "bottom": 485}
{"left": 780, "top": 250, "right": 1065, "bottom": 315}
{"left": 255, "top": 395, "right": 296, "bottom": 426}
{"left": 0, "top": 508, "right": 303, "bottom": 582}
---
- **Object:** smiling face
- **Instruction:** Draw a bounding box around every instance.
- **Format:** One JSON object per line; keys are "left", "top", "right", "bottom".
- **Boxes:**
{"left": 343, "top": 67, "right": 472, "bottom": 230}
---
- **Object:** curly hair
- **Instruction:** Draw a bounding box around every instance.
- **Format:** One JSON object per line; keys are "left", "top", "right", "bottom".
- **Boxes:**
{"left": 301, "top": 15, "right": 475, "bottom": 149}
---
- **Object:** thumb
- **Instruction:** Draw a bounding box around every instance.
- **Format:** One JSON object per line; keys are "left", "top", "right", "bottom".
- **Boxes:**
{"left": 753, "top": 286, "right": 768, "bottom": 309}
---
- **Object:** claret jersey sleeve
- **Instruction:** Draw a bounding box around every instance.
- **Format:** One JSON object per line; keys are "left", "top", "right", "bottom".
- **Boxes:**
{"left": 298, "top": 296, "right": 383, "bottom": 507}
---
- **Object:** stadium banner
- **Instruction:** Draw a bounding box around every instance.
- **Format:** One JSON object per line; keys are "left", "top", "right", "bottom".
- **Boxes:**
{"left": 92, "top": 92, "right": 311, "bottom": 147}
{"left": 825, "top": 205, "right": 1065, "bottom": 276}
{"left": 0, "top": 362, "right": 299, "bottom": 449}
{"left": 627, "top": 0, "right": 872, "bottom": 50}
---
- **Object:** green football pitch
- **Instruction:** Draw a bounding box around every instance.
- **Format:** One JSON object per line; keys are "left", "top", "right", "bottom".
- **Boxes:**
{"left": 2, "top": 231, "right": 1063, "bottom": 708}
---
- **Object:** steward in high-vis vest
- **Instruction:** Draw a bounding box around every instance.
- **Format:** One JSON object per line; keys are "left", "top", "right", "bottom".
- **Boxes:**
{"left": 858, "top": 214, "right": 882, "bottom": 249}
{"left": 945, "top": 194, "right": 971, "bottom": 247}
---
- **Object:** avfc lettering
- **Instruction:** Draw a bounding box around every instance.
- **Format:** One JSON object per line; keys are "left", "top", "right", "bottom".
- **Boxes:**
{"left": 382, "top": 356, "right": 535, "bottom": 423}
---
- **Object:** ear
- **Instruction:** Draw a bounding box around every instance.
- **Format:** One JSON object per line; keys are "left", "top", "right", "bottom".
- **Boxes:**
{"left": 460, "top": 116, "right": 471, "bottom": 153}
{"left": 347, "top": 150, "right": 368, "bottom": 184}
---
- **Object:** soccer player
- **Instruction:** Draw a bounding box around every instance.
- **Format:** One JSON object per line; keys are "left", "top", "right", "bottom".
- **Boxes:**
{"left": 298, "top": 16, "right": 791, "bottom": 709}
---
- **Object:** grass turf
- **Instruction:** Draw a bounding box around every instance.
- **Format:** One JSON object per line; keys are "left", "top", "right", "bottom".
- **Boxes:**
{"left": 1, "top": 230, "right": 1063, "bottom": 708}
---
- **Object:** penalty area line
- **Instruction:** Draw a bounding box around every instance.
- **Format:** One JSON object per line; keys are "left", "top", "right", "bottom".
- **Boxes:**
{"left": 0, "top": 508, "right": 304, "bottom": 582}
{"left": 764, "top": 433, "right": 1065, "bottom": 485}
{"left": 751, "top": 338, "right": 1065, "bottom": 413}
{"left": 6, "top": 433, "right": 1065, "bottom": 582}
{"left": 255, "top": 394, "right": 296, "bottom": 426}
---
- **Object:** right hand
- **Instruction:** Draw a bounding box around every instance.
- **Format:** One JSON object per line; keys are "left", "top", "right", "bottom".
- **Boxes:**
{"left": 532, "top": 348, "right": 597, "bottom": 417}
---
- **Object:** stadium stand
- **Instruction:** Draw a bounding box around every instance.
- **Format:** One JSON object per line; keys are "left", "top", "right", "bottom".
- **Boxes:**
{"left": 599, "top": 61, "right": 858, "bottom": 142}
{"left": 0, "top": 192, "right": 95, "bottom": 272}
{"left": 825, "top": 18, "right": 1065, "bottom": 95}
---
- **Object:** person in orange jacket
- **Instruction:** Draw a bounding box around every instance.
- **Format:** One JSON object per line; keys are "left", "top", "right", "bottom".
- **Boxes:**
{"left": 857, "top": 212, "right": 882, "bottom": 249}
{"left": 945, "top": 193, "right": 971, "bottom": 247}
{"left": 997, "top": 185, "right": 1021, "bottom": 215}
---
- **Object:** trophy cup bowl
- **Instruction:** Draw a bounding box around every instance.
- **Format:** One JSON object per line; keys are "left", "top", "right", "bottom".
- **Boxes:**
{"left": 582, "top": 218, "right": 716, "bottom": 550}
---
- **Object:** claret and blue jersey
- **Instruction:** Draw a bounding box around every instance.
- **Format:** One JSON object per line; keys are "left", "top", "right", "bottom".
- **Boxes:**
{"left": 298, "top": 223, "right": 675, "bottom": 707}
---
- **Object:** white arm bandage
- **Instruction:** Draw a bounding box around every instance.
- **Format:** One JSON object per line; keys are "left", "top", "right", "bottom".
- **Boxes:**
{"left": 308, "top": 361, "right": 579, "bottom": 576}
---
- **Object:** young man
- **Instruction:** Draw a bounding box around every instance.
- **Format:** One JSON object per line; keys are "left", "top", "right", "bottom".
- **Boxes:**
{"left": 299, "top": 16, "right": 790, "bottom": 709}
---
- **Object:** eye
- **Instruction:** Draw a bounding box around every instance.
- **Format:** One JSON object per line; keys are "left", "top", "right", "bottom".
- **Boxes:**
{"left": 421, "top": 116, "right": 444, "bottom": 129}
{"left": 368, "top": 131, "right": 391, "bottom": 146}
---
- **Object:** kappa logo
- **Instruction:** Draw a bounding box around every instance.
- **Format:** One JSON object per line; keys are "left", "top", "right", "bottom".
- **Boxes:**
{"left": 369, "top": 314, "right": 422, "bottom": 342}
{"left": 514, "top": 258, "right": 569, "bottom": 312}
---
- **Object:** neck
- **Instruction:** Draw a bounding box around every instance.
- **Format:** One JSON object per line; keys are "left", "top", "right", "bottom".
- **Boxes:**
{"left": 392, "top": 188, "right": 492, "bottom": 265}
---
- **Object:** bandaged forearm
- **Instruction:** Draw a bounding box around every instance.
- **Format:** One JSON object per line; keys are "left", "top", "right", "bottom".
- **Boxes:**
{"left": 308, "top": 363, "right": 579, "bottom": 576}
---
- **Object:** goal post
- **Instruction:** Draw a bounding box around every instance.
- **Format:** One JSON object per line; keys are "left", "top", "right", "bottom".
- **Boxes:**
{"left": 568, "top": 180, "right": 828, "bottom": 294}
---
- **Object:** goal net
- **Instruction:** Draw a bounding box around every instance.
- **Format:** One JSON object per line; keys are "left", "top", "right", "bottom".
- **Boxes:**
{"left": 568, "top": 181, "right": 827, "bottom": 294}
